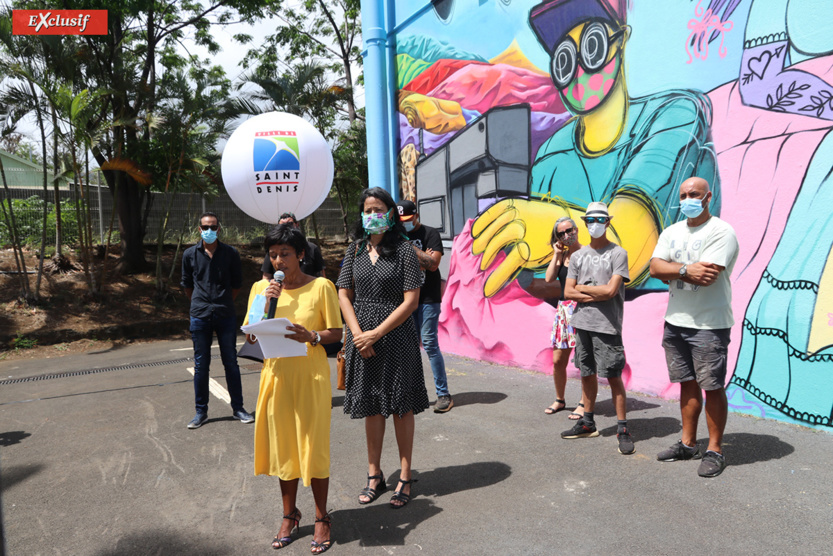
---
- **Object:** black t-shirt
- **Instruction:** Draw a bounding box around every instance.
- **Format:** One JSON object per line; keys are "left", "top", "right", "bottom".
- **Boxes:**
{"left": 181, "top": 241, "right": 242, "bottom": 319}
{"left": 261, "top": 241, "right": 326, "bottom": 278}
{"left": 406, "top": 224, "right": 444, "bottom": 304}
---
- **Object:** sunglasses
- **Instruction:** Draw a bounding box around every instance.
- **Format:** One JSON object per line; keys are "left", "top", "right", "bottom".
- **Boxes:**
{"left": 550, "top": 22, "right": 625, "bottom": 89}
{"left": 200, "top": 225, "right": 218, "bottom": 231}
{"left": 583, "top": 217, "right": 609, "bottom": 224}
{"left": 557, "top": 227, "right": 577, "bottom": 237}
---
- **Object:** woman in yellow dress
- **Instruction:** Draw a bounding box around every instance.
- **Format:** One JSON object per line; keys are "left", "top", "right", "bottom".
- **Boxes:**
{"left": 243, "top": 224, "right": 343, "bottom": 554}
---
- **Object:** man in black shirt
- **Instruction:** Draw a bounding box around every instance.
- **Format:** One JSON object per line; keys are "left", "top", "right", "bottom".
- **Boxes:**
{"left": 398, "top": 200, "right": 454, "bottom": 413}
{"left": 181, "top": 212, "right": 254, "bottom": 429}
{"left": 260, "top": 212, "right": 326, "bottom": 280}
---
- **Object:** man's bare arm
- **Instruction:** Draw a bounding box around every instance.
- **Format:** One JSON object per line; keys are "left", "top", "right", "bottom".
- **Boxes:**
{"left": 413, "top": 246, "right": 442, "bottom": 272}
{"left": 575, "top": 274, "right": 625, "bottom": 301}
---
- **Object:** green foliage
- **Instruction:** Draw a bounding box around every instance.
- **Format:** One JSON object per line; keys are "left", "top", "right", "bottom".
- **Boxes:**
{"left": 11, "top": 333, "right": 37, "bottom": 350}
{"left": 0, "top": 196, "right": 81, "bottom": 248}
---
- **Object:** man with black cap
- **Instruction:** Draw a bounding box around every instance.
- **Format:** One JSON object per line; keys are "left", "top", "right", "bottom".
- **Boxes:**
{"left": 562, "top": 202, "right": 633, "bottom": 454}
{"left": 398, "top": 199, "right": 454, "bottom": 413}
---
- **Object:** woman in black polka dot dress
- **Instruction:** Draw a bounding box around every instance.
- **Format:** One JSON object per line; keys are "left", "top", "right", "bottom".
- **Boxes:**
{"left": 337, "top": 188, "right": 429, "bottom": 509}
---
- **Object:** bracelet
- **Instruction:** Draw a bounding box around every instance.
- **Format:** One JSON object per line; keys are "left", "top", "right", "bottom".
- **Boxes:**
{"left": 310, "top": 330, "right": 321, "bottom": 346}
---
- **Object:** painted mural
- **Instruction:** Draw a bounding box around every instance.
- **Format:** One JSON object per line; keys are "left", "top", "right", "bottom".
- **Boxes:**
{"left": 391, "top": 0, "right": 833, "bottom": 431}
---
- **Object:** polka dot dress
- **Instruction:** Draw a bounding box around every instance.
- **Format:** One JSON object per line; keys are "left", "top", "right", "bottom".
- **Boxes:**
{"left": 336, "top": 240, "right": 429, "bottom": 419}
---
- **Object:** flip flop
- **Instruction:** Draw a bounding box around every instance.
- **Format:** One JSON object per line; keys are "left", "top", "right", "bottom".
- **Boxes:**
{"left": 568, "top": 402, "right": 585, "bottom": 421}
{"left": 544, "top": 399, "right": 567, "bottom": 415}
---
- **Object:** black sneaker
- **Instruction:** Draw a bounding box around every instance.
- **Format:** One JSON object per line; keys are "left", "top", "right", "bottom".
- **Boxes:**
{"left": 561, "top": 420, "right": 599, "bottom": 439}
{"left": 434, "top": 395, "right": 454, "bottom": 413}
{"left": 187, "top": 413, "right": 208, "bottom": 429}
{"left": 617, "top": 428, "right": 635, "bottom": 455}
{"left": 657, "top": 440, "right": 702, "bottom": 462}
{"left": 232, "top": 409, "right": 255, "bottom": 424}
{"left": 698, "top": 450, "right": 726, "bottom": 478}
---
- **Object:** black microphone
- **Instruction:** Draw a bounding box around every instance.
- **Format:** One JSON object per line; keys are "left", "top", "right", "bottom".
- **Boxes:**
{"left": 267, "top": 270, "right": 285, "bottom": 319}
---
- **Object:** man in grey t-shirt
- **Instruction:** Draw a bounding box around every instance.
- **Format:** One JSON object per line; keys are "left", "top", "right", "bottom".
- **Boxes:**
{"left": 562, "top": 202, "right": 633, "bottom": 455}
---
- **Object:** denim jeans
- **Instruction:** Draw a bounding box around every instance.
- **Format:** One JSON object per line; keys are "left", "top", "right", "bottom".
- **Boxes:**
{"left": 413, "top": 303, "right": 449, "bottom": 397}
{"left": 190, "top": 314, "right": 244, "bottom": 414}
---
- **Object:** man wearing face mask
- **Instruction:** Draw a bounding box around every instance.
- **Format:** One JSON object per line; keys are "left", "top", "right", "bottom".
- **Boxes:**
{"left": 650, "top": 177, "right": 739, "bottom": 478}
{"left": 397, "top": 200, "right": 453, "bottom": 413}
{"left": 562, "top": 202, "right": 633, "bottom": 455}
{"left": 181, "top": 212, "right": 254, "bottom": 429}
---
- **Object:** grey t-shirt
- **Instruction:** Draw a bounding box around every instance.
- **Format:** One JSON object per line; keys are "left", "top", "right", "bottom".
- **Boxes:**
{"left": 567, "top": 243, "right": 630, "bottom": 335}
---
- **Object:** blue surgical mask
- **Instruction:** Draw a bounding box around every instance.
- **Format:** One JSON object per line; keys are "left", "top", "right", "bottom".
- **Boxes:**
{"left": 403, "top": 221, "right": 415, "bottom": 232}
{"left": 362, "top": 210, "right": 394, "bottom": 235}
{"left": 201, "top": 229, "right": 218, "bottom": 244}
{"left": 680, "top": 198, "right": 705, "bottom": 219}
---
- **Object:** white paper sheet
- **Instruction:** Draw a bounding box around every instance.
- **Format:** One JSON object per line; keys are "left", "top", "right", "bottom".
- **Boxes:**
{"left": 240, "top": 318, "right": 308, "bottom": 358}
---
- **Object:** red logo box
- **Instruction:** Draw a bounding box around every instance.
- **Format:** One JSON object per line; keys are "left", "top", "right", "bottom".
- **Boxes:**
{"left": 12, "top": 10, "right": 108, "bottom": 35}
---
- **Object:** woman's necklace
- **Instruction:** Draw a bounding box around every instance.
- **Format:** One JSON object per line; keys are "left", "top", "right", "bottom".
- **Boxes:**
{"left": 368, "top": 243, "right": 380, "bottom": 264}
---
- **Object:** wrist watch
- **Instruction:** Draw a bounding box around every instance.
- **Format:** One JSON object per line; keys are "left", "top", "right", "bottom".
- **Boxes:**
{"left": 679, "top": 264, "right": 688, "bottom": 278}
{"left": 310, "top": 330, "right": 321, "bottom": 346}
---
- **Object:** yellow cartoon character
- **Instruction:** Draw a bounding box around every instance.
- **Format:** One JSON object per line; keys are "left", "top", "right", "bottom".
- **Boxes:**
{"left": 472, "top": 0, "right": 719, "bottom": 297}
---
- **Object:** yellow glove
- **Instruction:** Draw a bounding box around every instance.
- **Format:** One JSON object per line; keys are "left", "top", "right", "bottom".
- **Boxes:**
{"left": 471, "top": 198, "right": 582, "bottom": 297}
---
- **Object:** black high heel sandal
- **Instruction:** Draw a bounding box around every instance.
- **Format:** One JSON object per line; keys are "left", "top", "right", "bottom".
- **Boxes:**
{"left": 272, "top": 508, "right": 301, "bottom": 549}
{"left": 390, "top": 478, "right": 418, "bottom": 509}
{"left": 310, "top": 512, "right": 333, "bottom": 554}
{"left": 358, "top": 471, "right": 387, "bottom": 504}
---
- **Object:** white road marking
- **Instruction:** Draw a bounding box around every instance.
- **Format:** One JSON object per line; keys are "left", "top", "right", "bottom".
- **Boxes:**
{"left": 186, "top": 367, "right": 231, "bottom": 405}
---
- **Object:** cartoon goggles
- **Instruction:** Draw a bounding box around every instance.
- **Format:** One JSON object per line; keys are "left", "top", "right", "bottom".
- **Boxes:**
{"left": 550, "top": 21, "right": 625, "bottom": 89}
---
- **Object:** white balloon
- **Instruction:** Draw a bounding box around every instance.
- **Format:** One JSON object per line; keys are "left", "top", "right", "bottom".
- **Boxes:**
{"left": 221, "top": 112, "right": 334, "bottom": 223}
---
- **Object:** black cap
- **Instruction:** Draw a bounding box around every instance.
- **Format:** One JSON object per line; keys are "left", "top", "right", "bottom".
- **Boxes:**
{"left": 397, "top": 200, "right": 417, "bottom": 221}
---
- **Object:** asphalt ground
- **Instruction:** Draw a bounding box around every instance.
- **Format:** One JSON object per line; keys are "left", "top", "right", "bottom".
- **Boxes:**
{"left": 1, "top": 338, "right": 831, "bottom": 555}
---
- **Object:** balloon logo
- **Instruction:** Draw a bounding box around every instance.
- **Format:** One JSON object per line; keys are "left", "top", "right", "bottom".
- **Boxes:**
{"left": 221, "top": 112, "right": 334, "bottom": 223}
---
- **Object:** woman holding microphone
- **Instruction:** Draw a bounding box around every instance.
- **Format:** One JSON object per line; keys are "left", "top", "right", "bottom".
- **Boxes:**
{"left": 244, "top": 224, "right": 342, "bottom": 553}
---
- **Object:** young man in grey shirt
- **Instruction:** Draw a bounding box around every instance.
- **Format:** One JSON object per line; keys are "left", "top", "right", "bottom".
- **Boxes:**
{"left": 562, "top": 202, "right": 633, "bottom": 455}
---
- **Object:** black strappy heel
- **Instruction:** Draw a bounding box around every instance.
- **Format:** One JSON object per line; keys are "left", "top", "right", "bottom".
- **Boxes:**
{"left": 272, "top": 508, "right": 301, "bottom": 549}
{"left": 358, "top": 471, "right": 387, "bottom": 504}
{"left": 310, "top": 512, "right": 333, "bottom": 554}
{"left": 390, "top": 478, "right": 418, "bottom": 509}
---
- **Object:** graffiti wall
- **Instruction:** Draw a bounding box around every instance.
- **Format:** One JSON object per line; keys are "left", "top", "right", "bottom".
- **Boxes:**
{"left": 390, "top": 0, "right": 833, "bottom": 431}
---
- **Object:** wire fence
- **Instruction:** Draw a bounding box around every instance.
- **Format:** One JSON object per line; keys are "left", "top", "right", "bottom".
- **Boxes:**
{"left": 1, "top": 183, "right": 352, "bottom": 248}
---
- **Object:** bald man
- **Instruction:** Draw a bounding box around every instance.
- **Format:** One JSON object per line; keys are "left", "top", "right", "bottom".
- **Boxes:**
{"left": 649, "top": 177, "right": 739, "bottom": 478}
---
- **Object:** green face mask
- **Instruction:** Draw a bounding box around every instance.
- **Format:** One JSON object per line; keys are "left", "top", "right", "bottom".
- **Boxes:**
{"left": 362, "top": 209, "right": 394, "bottom": 234}
{"left": 560, "top": 54, "right": 621, "bottom": 114}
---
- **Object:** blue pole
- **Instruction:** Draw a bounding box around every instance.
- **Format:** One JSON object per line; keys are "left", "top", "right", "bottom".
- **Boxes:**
{"left": 360, "top": 0, "right": 391, "bottom": 195}
{"left": 384, "top": 0, "right": 400, "bottom": 202}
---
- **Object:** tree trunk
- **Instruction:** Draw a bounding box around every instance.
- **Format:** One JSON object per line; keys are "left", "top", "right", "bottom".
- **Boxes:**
{"left": 51, "top": 107, "right": 63, "bottom": 260}
{"left": 114, "top": 173, "right": 149, "bottom": 273}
